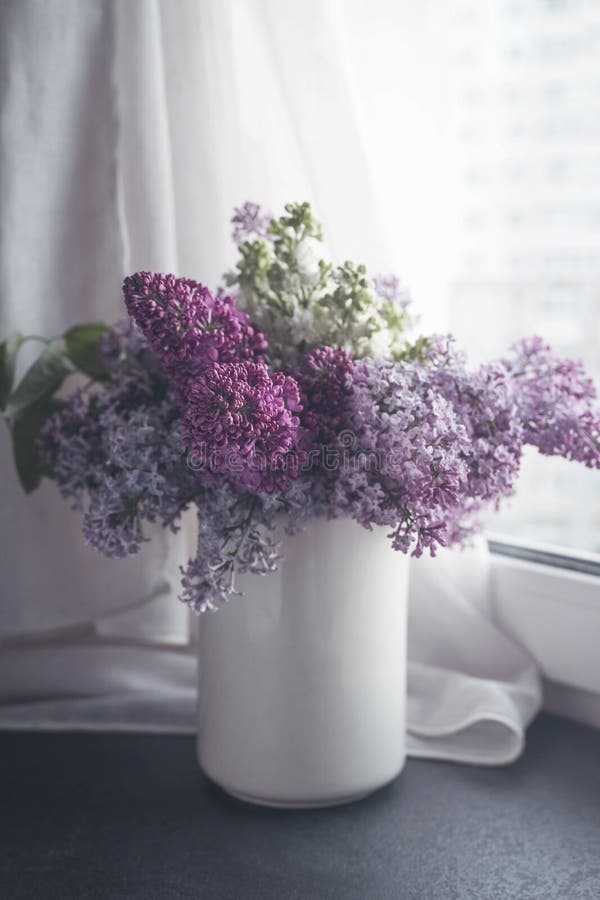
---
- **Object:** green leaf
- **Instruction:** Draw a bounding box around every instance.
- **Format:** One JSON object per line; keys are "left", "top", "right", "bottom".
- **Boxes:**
{"left": 11, "top": 396, "right": 61, "bottom": 493}
{"left": 4, "top": 338, "right": 70, "bottom": 423}
{"left": 64, "top": 322, "right": 110, "bottom": 379}
{"left": 0, "top": 331, "right": 24, "bottom": 410}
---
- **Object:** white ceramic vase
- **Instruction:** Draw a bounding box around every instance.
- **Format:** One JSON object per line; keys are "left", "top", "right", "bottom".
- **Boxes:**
{"left": 197, "top": 517, "right": 409, "bottom": 808}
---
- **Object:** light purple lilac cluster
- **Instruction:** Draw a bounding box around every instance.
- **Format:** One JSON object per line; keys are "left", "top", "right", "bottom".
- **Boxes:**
{"left": 35, "top": 203, "right": 600, "bottom": 613}
{"left": 231, "top": 202, "right": 273, "bottom": 245}
{"left": 39, "top": 325, "right": 199, "bottom": 557}
{"left": 372, "top": 274, "right": 412, "bottom": 311}
{"left": 315, "top": 335, "right": 600, "bottom": 557}
{"left": 325, "top": 353, "right": 473, "bottom": 556}
{"left": 180, "top": 479, "right": 312, "bottom": 612}
{"left": 501, "top": 335, "right": 600, "bottom": 465}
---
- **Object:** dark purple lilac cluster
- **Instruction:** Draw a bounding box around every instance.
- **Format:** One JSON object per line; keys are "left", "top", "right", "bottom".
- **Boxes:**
{"left": 295, "top": 346, "right": 355, "bottom": 448}
{"left": 122, "top": 271, "right": 267, "bottom": 396}
{"left": 183, "top": 359, "right": 302, "bottom": 494}
{"left": 123, "top": 271, "right": 304, "bottom": 495}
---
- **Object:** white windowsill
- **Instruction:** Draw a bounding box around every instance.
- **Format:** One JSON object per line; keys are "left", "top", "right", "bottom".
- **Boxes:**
{"left": 489, "top": 539, "right": 600, "bottom": 730}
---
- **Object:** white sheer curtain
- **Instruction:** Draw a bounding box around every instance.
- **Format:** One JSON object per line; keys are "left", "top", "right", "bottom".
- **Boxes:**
{"left": 0, "top": 0, "right": 541, "bottom": 763}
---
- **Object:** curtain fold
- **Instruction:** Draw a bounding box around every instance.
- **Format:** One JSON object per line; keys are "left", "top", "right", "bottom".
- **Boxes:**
{"left": 0, "top": 0, "right": 186, "bottom": 638}
{"left": 407, "top": 542, "right": 541, "bottom": 764}
{"left": 115, "top": 0, "right": 179, "bottom": 274}
{"left": 0, "top": 0, "right": 542, "bottom": 764}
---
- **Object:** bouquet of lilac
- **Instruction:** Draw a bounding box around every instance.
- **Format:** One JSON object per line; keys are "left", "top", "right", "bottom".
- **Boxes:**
{"left": 2, "top": 202, "right": 599, "bottom": 612}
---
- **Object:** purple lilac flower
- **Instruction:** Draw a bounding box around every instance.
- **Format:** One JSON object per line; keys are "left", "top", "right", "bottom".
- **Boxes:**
{"left": 418, "top": 335, "right": 600, "bottom": 524}
{"left": 38, "top": 388, "right": 107, "bottom": 510}
{"left": 182, "top": 359, "right": 303, "bottom": 494}
{"left": 181, "top": 479, "right": 315, "bottom": 612}
{"left": 420, "top": 337, "right": 524, "bottom": 512}
{"left": 295, "top": 346, "right": 355, "bottom": 449}
{"left": 97, "top": 319, "right": 147, "bottom": 366}
{"left": 36, "top": 203, "right": 600, "bottom": 609}
{"left": 373, "top": 274, "right": 412, "bottom": 311}
{"left": 38, "top": 358, "right": 197, "bottom": 558}
{"left": 38, "top": 339, "right": 161, "bottom": 510}
{"left": 122, "top": 271, "right": 267, "bottom": 395}
{"left": 231, "top": 202, "right": 273, "bottom": 246}
{"left": 321, "top": 337, "right": 600, "bottom": 558}
{"left": 501, "top": 336, "right": 600, "bottom": 468}
{"left": 180, "top": 491, "right": 276, "bottom": 612}
{"left": 325, "top": 355, "right": 472, "bottom": 556}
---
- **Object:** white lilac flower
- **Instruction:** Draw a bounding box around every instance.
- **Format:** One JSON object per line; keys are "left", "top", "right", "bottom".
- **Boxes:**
{"left": 289, "top": 306, "right": 316, "bottom": 345}
{"left": 294, "top": 236, "right": 323, "bottom": 283}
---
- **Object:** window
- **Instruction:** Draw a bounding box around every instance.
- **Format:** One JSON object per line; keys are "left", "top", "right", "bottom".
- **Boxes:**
{"left": 445, "top": 0, "right": 600, "bottom": 554}
{"left": 339, "top": 0, "right": 598, "bottom": 554}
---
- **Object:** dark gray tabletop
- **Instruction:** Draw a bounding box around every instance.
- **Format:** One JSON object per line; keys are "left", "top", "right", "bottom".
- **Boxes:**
{"left": 1, "top": 714, "right": 599, "bottom": 900}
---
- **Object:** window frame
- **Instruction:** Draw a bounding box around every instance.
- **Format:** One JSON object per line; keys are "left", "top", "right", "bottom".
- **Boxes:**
{"left": 488, "top": 534, "right": 600, "bottom": 579}
{"left": 488, "top": 531, "right": 600, "bottom": 730}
